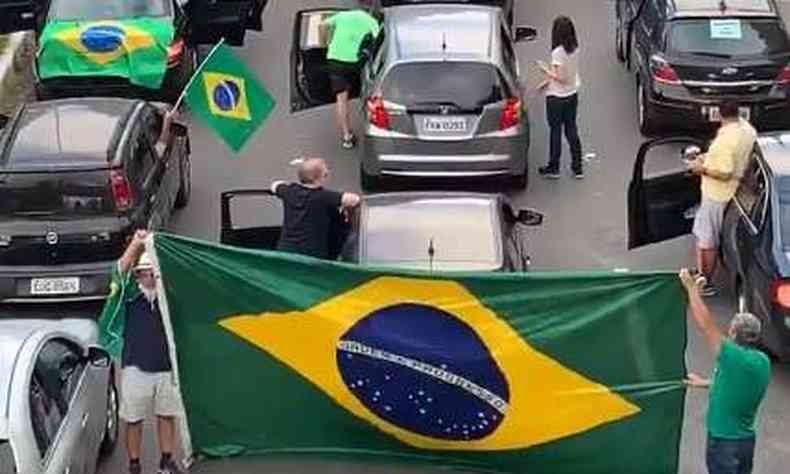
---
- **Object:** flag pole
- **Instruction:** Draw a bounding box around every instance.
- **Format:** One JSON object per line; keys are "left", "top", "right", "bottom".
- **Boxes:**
{"left": 172, "top": 37, "right": 226, "bottom": 111}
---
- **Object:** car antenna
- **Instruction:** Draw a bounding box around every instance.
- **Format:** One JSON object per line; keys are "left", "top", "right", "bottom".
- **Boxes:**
{"left": 428, "top": 238, "right": 435, "bottom": 273}
{"left": 718, "top": 0, "right": 726, "bottom": 12}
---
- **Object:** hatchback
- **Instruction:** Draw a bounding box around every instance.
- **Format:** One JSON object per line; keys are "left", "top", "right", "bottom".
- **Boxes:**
{"left": 616, "top": 0, "right": 790, "bottom": 134}
{"left": 0, "top": 98, "right": 191, "bottom": 303}
{"left": 290, "top": 5, "right": 537, "bottom": 189}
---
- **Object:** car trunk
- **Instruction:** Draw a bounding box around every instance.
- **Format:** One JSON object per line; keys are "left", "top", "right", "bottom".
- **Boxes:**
{"left": 670, "top": 56, "right": 786, "bottom": 95}
{"left": 0, "top": 168, "right": 129, "bottom": 265}
{"left": 376, "top": 62, "right": 513, "bottom": 141}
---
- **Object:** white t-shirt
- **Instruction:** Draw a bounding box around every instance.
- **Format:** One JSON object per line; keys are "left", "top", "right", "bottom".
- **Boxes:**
{"left": 546, "top": 46, "right": 580, "bottom": 98}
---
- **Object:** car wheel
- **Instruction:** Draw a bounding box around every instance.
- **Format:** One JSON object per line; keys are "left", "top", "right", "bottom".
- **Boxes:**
{"left": 99, "top": 378, "right": 119, "bottom": 457}
{"left": 637, "top": 78, "right": 657, "bottom": 136}
{"left": 175, "top": 150, "right": 191, "bottom": 209}
{"left": 360, "top": 164, "right": 378, "bottom": 191}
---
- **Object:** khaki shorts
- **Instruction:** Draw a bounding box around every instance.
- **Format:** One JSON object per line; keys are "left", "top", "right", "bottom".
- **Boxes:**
{"left": 693, "top": 197, "right": 726, "bottom": 249}
{"left": 119, "top": 366, "right": 183, "bottom": 423}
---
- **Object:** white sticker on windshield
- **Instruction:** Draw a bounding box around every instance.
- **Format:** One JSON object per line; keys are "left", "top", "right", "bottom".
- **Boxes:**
{"left": 710, "top": 19, "right": 742, "bottom": 39}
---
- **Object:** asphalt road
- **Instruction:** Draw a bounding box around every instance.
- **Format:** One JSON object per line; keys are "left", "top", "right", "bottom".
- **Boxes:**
{"left": 96, "top": 0, "right": 790, "bottom": 473}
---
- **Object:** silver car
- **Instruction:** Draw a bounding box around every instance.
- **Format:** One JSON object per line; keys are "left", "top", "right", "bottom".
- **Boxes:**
{"left": 289, "top": 5, "right": 537, "bottom": 189}
{"left": 0, "top": 319, "right": 118, "bottom": 473}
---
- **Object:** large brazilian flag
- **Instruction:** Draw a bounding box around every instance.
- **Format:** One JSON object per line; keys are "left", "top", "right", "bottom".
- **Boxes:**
{"left": 38, "top": 18, "right": 174, "bottom": 89}
{"left": 101, "top": 233, "right": 688, "bottom": 473}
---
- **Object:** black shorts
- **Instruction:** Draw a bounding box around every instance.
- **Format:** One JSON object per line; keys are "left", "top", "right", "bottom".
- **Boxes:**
{"left": 327, "top": 59, "right": 360, "bottom": 95}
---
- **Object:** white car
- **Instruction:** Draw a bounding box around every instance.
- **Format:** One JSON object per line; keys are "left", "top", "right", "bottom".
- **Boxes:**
{"left": 0, "top": 318, "right": 118, "bottom": 473}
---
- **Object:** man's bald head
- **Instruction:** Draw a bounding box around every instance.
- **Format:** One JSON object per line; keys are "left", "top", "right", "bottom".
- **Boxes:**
{"left": 297, "top": 158, "right": 329, "bottom": 185}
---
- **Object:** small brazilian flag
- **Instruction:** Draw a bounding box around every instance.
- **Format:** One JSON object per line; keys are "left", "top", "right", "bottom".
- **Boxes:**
{"left": 101, "top": 233, "right": 688, "bottom": 474}
{"left": 184, "top": 44, "right": 275, "bottom": 153}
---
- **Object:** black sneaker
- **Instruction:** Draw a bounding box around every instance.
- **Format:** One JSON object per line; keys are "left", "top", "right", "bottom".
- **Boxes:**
{"left": 538, "top": 166, "right": 560, "bottom": 179}
{"left": 573, "top": 169, "right": 584, "bottom": 179}
{"left": 341, "top": 133, "right": 357, "bottom": 150}
{"left": 129, "top": 460, "right": 142, "bottom": 474}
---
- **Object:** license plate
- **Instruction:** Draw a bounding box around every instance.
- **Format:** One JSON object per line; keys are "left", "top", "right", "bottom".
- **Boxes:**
{"left": 423, "top": 116, "right": 467, "bottom": 133}
{"left": 31, "top": 277, "right": 80, "bottom": 295}
{"left": 703, "top": 105, "right": 750, "bottom": 122}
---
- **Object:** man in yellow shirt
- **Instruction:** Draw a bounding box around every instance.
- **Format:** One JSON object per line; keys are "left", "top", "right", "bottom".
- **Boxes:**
{"left": 687, "top": 101, "right": 757, "bottom": 296}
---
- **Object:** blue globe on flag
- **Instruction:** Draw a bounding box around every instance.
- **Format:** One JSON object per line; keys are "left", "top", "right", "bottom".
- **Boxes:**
{"left": 80, "top": 25, "right": 126, "bottom": 53}
{"left": 212, "top": 80, "right": 242, "bottom": 112}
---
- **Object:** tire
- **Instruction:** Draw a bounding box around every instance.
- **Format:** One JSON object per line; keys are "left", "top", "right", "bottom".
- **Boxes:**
{"left": 510, "top": 166, "right": 528, "bottom": 189}
{"left": 99, "top": 378, "right": 119, "bottom": 457}
{"left": 637, "top": 78, "right": 658, "bottom": 136}
{"left": 360, "top": 164, "right": 378, "bottom": 191}
{"left": 175, "top": 148, "right": 191, "bottom": 209}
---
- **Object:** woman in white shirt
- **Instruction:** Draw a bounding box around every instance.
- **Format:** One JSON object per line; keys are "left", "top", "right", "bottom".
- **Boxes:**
{"left": 538, "top": 16, "right": 583, "bottom": 179}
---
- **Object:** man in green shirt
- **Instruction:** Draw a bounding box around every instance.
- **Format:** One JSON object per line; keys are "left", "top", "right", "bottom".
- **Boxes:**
{"left": 679, "top": 269, "right": 771, "bottom": 474}
{"left": 319, "top": 1, "right": 380, "bottom": 149}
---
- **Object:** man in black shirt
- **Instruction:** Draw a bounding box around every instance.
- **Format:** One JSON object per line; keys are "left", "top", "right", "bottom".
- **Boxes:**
{"left": 118, "top": 230, "right": 183, "bottom": 474}
{"left": 271, "top": 158, "right": 361, "bottom": 259}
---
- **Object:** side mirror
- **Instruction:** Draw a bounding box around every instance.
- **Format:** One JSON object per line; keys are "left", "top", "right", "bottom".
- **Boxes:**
{"left": 87, "top": 346, "right": 111, "bottom": 368}
{"left": 517, "top": 209, "right": 544, "bottom": 226}
{"left": 515, "top": 26, "right": 538, "bottom": 43}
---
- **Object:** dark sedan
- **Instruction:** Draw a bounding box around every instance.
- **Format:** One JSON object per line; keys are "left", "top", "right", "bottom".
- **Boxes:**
{"left": 0, "top": 98, "right": 191, "bottom": 303}
{"left": 220, "top": 191, "right": 543, "bottom": 272}
{"left": 628, "top": 134, "right": 790, "bottom": 361}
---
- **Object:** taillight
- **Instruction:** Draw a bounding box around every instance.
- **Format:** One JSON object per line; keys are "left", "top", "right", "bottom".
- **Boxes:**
{"left": 499, "top": 97, "right": 521, "bottom": 130}
{"left": 770, "top": 279, "right": 790, "bottom": 310}
{"left": 775, "top": 65, "right": 790, "bottom": 85}
{"left": 110, "top": 170, "right": 133, "bottom": 212}
{"left": 652, "top": 62, "right": 680, "bottom": 85}
{"left": 167, "top": 38, "right": 185, "bottom": 67}
{"left": 367, "top": 96, "right": 390, "bottom": 129}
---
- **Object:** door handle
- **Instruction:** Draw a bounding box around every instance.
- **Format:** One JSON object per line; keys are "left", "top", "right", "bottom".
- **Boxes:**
{"left": 81, "top": 412, "right": 89, "bottom": 429}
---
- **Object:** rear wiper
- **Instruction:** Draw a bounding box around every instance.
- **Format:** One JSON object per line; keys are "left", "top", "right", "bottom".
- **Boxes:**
{"left": 683, "top": 51, "right": 733, "bottom": 59}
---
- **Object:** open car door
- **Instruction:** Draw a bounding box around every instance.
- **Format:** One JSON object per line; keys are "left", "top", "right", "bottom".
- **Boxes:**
{"left": 188, "top": 0, "right": 268, "bottom": 47}
{"left": 628, "top": 137, "right": 705, "bottom": 249}
{"left": 0, "top": 0, "right": 47, "bottom": 35}
{"left": 291, "top": 8, "right": 363, "bottom": 113}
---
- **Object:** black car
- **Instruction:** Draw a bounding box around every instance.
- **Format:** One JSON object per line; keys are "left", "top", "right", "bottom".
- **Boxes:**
{"left": 628, "top": 134, "right": 790, "bottom": 360}
{"left": 220, "top": 190, "right": 543, "bottom": 272}
{"left": 0, "top": 0, "right": 269, "bottom": 102}
{"left": 616, "top": 0, "right": 790, "bottom": 134}
{"left": 0, "top": 98, "right": 191, "bottom": 303}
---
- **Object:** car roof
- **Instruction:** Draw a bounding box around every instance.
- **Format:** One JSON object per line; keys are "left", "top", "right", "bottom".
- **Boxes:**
{"left": 385, "top": 5, "right": 501, "bottom": 63}
{"left": 0, "top": 319, "right": 98, "bottom": 432}
{"left": 1, "top": 98, "right": 142, "bottom": 168}
{"left": 668, "top": 0, "right": 777, "bottom": 18}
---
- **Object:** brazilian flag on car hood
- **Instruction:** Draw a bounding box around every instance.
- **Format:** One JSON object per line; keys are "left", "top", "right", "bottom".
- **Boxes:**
{"left": 38, "top": 18, "right": 174, "bottom": 89}
{"left": 100, "top": 233, "right": 688, "bottom": 473}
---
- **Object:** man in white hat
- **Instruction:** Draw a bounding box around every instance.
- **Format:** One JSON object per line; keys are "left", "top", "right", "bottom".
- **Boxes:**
{"left": 117, "top": 230, "right": 183, "bottom": 474}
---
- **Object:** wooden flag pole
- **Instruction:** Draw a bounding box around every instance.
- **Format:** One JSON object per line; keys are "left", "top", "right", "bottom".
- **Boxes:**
{"left": 172, "top": 38, "right": 226, "bottom": 111}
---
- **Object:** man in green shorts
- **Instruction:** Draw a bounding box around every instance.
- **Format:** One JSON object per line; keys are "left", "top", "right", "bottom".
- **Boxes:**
{"left": 679, "top": 268, "right": 771, "bottom": 474}
{"left": 319, "top": 0, "right": 380, "bottom": 149}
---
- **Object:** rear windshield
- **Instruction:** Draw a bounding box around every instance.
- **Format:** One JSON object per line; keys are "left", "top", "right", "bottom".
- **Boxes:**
{"left": 0, "top": 171, "right": 116, "bottom": 220}
{"left": 50, "top": 0, "right": 170, "bottom": 21}
{"left": 381, "top": 62, "right": 509, "bottom": 110}
{"left": 363, "top": 197, "right": 501, "bottom": 271}
{"left": 668, "top": 18, "right": 790, "bottom": 57}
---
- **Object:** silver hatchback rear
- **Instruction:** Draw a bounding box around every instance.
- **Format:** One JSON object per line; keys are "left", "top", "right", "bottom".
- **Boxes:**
{"left": 360, "top": 5, "right": 535, "bottom": 189}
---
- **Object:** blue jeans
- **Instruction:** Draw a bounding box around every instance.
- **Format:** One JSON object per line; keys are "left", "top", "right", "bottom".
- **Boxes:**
{"left": 706, "top": 436, "right": 755, "bottom": 474}
{"left": 545, "top": 93, "right": 582, "bottom": 173}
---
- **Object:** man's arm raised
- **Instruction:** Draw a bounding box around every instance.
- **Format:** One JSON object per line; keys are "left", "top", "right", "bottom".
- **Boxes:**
{"left": 679, "top": 268, "right": 724, "bottom": 354}
{"left": 119, "top": 230, "right": 148, "bottom": 274}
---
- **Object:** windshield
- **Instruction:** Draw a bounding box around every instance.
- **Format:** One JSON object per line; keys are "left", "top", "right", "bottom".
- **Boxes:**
{"left": 381, "top": 62, "right": 509, "bottom": 110}
{"left": 50, "top": 0, "right": 170, "bottom": 21}
{"left": 363, "top": 197, "right": 501, "bottom": 271}
{"left": 668, "top": 18, "right": 790, "bottom": 58}
{"left": 0, "top": 171, "right": 116, "bottom": 220}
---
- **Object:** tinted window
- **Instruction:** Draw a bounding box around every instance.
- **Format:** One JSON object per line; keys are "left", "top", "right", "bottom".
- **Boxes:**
{"left": 50, "top": 0, "right": 170, "bottom": 21}
{"left": 668, "top": 19, "right": 790, "bottom": 57}
{"left": 381, "top": 62, "right": 510, "bottom": 110}
{"left": 363, "top": 197, "right": 501, "bottom": 271}
{"left": 29, "top": 373, "right": 64, "bottom": 458}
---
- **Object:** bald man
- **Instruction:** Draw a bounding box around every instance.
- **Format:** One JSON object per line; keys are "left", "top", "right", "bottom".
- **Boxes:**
{"left": 271, "top": 158, "right": 361, "bottom": 259}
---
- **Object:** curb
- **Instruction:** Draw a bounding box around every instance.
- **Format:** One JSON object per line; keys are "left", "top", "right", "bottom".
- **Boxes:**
{"left": 0, "top": 31, "right": 35, "bottom": 115}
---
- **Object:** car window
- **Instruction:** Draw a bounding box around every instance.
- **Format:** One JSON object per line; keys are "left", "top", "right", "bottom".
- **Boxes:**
{"left": 362, "top": 197, "right": 502, "bottom": 271}
{"left": 734, "top": 154, "right": 767, "bottom": 229}
{"left": 381, "top": 62, "right": 510, "bottom": 110}
{"left": 668, "top": 18, "right": 790, "bottom": 57}
{"left": 501, "top": 27, "right": 518, "bottom": 79}
{"left": 49, "top": 0, "right": 171, "bottom": 21}
{"left": 29, "top": 372, "right": 64, "bottom": 458}
{"left": 36, "top": 339, "right": 86, "bottom": 411}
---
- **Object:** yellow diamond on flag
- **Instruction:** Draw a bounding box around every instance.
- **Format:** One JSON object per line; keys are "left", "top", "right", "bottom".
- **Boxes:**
{"left": 203, "top": 72, "right": 252, "bottom": 121}
{"left": 221, "top": 276, "right": 641, "bottom": 451}
{"left": 54, "top": 22, "right": 155, "bottom": 66}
